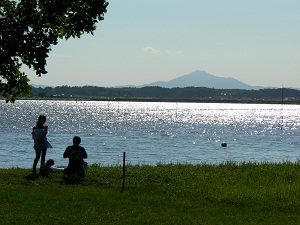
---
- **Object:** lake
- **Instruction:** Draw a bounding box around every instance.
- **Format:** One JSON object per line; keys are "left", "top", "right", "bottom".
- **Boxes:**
{"left": 1, "top": 100, "right": 300, "bottom": 168}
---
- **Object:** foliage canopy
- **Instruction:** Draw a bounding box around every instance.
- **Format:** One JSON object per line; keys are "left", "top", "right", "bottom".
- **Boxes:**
{"left": 0, "top": 0, "right": 108, "bottom": 102}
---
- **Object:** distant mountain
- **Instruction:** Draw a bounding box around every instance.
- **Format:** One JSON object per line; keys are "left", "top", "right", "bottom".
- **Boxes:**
{"left": 29, "top": 70, "right": 266, "bottom": 90}
{"left": 143, "top": 70, "right": 262, "bottom": 90}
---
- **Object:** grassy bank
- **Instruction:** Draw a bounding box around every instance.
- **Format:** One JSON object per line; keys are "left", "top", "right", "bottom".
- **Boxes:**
{"left": 1, "top": 162, "right": 300, "bottom": 224}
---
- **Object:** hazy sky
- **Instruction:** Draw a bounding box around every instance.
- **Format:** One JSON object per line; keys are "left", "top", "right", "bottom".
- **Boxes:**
{"left": 26, "top": 0, "right": 300, "bottom": 88}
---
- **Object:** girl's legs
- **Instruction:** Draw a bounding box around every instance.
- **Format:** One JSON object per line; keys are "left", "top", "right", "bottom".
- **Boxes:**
{"left": 33, "top": 148, "right": 42, "bottom": 172}
{"left": 40, "top": 148, "right": 47, "bottom": 170}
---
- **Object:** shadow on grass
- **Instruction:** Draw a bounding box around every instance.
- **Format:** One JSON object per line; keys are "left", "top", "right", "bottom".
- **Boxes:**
{"left": 60, "top": 175, "right": 83, "bottom": 185}
{"left": 24, "top": 171, "right": 84, "bottom": 185}
{"left": 25, "top": 172, "right": 39, "bottom": 181}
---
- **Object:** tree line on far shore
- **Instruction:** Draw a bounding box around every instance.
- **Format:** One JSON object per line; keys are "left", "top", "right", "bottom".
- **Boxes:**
{"left": 27, "top": 85, "right": 300, "bottom": 103}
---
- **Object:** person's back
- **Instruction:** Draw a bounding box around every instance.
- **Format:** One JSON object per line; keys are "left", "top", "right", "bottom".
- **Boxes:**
{"left": 64, "top": 144, "right": 87, "bottom": 171}
{"left": 63, "top": 136, "right": 87, "bottom": 179}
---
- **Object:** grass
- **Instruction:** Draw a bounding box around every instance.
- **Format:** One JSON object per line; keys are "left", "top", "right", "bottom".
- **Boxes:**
{"left": 0, "top": 162, "right": 300, "bottom": 224}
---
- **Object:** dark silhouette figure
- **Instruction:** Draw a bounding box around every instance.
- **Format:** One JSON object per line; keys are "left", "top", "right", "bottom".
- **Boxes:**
{"left": 39, "top": 159, "right": 55, "bottom": 178}
{"left": 63, "top": 136, "right": 88, "bottom": 182}
{"left": 32, "top": 115, "right": 49, "bottom": 173}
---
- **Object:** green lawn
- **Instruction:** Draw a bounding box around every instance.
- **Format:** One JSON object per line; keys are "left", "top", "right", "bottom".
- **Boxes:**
{"left": 0, "top": 162, "right": 299, "bottom": 224}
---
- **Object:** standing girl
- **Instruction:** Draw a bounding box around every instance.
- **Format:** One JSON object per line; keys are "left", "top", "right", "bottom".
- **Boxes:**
{"left": 32, "top": 115, "right": 49, "bottom": 173}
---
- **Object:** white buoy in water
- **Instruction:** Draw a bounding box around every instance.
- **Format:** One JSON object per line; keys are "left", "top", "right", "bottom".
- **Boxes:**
{"left": 221, "top": 142, "right": 227, "bottom": 147}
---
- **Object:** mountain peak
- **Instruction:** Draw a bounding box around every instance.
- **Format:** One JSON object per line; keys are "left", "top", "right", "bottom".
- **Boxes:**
{"left": 144, "top": 70, "right": 256, "bottom": 89}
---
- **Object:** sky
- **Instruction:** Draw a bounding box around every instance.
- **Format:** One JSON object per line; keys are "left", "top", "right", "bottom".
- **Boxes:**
{"left": 26, "top": 0, "right": 300, "bottom": 88}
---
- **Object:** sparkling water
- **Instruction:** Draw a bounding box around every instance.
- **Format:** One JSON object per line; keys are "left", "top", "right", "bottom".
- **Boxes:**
{"left": 1, "top": 100, "right": 299, "bottom": 168}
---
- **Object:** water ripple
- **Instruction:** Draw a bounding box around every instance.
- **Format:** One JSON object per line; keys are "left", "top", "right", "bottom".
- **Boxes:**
{"left": 1, "top": 101, "right": 300, "bottom": 168}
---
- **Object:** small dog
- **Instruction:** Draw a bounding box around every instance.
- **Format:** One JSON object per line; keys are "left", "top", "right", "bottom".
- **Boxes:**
{"left": 39, "top": 159, "right": 55, "bottom": 178}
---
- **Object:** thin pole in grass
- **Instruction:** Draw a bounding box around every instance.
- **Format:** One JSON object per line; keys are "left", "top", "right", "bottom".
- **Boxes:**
{"left": 121, "top": 152, "right": 126, "bottom": 192}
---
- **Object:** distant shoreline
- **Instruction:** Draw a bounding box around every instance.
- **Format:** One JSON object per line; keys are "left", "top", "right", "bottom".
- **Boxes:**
{"left": 10, "top": 97, "right": 300, "bottom": 105}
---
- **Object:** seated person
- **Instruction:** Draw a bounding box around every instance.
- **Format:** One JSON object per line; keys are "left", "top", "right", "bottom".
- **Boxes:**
{"left": 39, "top": 159, "right": 55, "bottom": 177}
{"left": 63, "top": 136, "right": 88, "bottom": 180}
